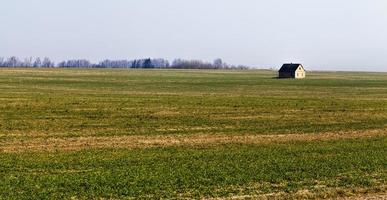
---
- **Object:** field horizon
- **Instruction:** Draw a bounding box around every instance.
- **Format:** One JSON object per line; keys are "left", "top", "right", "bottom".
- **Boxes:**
{"left": 0, "top": 68, "right": 386, "bottom": 199}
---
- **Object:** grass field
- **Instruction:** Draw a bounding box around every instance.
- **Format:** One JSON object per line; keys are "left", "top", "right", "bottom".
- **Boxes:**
{"left": 0, "top": 68, "right": 386, "bottom": 199}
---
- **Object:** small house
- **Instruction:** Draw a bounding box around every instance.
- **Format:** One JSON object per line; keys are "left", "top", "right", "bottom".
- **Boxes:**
{"left": 278, "top": 63, "right": 306, "bottom": 79}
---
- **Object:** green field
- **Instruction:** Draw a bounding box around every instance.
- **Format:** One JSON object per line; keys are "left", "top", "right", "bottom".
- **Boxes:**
{"left": 0, "top": 69, "right": 386, "bottom": 199}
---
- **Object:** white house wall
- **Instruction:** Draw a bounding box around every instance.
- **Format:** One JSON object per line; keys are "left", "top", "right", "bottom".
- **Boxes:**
{"left": 295, "top": 66, "right": 306, "bottom": 79}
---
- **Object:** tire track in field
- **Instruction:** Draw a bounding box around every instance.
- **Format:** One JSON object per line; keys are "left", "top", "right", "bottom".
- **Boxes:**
{"left": 0, "top": 128, "right": 386, "bottom": 153}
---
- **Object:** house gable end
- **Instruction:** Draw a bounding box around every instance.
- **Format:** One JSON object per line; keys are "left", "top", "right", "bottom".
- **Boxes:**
{"left": 297, "top": 65, "right": 305, "bottom": 72}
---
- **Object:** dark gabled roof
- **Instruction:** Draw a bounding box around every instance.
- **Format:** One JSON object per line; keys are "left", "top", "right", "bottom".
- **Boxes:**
{"left": 279, "top": 63, "right": 303, "bottom": 73}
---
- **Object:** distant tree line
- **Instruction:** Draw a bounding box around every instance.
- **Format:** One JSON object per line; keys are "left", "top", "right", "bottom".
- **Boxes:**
{"left": 0, "top": 56, "right": 55, "bottom": 68}
{"left": 0, "top": 56, "right": 249, "bottom": 69}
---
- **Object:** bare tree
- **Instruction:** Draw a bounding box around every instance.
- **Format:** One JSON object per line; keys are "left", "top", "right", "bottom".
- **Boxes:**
{"left": 33, "top": 57, "right": 42, "bottom": 68}
{"left": 0, "top": 57, "right": 4, "bottom": 67}
{"left": 23, "top": 57, "right": 33, "bottom": 67}
{"left": 42, "top": 57, "right": 54, "bottom": 68}
{"left": 213, "top": 58, "right": 223, "bottom": 69}
{"left": 7, "top": 57, "right": 19, "bottom": 67}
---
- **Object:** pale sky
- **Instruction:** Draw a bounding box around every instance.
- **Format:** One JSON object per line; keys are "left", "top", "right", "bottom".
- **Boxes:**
{"left": 1, "top": 0, "right": 387, "bottom": 71}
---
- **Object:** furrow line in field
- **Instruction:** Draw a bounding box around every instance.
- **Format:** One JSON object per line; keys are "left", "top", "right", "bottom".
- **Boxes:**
{"left": 1, "top": 128, "right": 386, "bottom": 153}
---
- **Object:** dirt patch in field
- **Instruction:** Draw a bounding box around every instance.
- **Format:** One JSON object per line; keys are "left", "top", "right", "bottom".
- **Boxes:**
{"left": 0, "top": 129, "right": 386, "bottom": 153}
{"left": 212, "top": 193, "right": 387, "bottom": 200}
{"left": 339, "top": 194, "right": 387, "bottom": 200}
{"left": 204, "top": 183, "right": 387, "bottom": 200}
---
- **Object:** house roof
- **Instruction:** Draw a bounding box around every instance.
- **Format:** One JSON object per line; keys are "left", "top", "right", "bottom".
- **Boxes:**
{"left": 279, "top": 64, "right": 303, "bottom": 73}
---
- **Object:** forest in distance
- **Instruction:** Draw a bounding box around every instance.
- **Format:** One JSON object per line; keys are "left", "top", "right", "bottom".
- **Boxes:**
{"left": 0, "top": 56, "right": 249, "bottom": 69}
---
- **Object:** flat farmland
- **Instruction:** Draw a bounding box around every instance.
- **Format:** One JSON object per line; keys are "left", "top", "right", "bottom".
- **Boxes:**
{"left": 0, "top": 69, "right": 386, "bottom": 199}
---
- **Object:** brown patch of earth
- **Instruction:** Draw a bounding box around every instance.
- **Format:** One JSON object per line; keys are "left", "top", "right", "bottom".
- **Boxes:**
{"left": 0, "top": 128, "right": 386, "bottom": 153}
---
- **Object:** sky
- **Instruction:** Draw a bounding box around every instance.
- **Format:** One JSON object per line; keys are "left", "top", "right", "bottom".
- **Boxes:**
{"left": 1, "top": 0, "right": 387, "bottom": 71}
